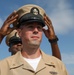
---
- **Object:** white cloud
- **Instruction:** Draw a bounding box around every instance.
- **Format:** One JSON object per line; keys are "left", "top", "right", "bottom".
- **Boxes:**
{"left": 44, "top": 0, "right": 74, "bottom": 34}
{"left": 50, "top": 10, "right": 74, "bottom": 34}
{"left": 62, "top": 53, "right": 74, "bottom": 64}
{"left": 62, "top": 53, "right": 74, "bottom": 75}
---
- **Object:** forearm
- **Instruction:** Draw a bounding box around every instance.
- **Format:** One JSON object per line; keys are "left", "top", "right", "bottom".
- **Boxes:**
{"left": 50, "top": 42, "right": 62, "bottom": 60}
{"left": 0, "top": 30, "right": 5, "bottom": 44}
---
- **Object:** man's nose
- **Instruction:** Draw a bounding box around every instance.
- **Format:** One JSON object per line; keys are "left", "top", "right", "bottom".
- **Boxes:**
{"left": 33, "top": 27, "right": 38, "bottom": 34}
{"left": 34, "top": 27, "right": 39, "bottom": 31}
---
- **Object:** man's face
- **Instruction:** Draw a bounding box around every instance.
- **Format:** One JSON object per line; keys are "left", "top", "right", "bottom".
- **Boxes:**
{"left": 9, "top": 42, "right": 22, "bottom": 55}
{"left": 18, "top": 22, "right": 43, "bottom": 48}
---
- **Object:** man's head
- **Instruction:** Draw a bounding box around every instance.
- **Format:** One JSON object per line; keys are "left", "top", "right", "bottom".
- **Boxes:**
{"left": 13, "top": 4, "right": 45, "bottom": 49}
{"left": 6, "top": 30, "right": 22, "bottom": 55}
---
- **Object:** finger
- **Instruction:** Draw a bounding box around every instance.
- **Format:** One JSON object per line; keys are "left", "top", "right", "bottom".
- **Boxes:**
{"left": 6, "top": 15, "right": 18, "bottom": 24}
{"left": 45, "top": 20, "right": 51, "bottom": 28}
{"left": 4, "top": 14, "right": 18, "bottom": 27}
{"left": 7, "top": 27, "right": 16, "bottom": 35}
{"left": 44, "top": 16, "right": 51, "bottom": 25}
{"left": 3, "top": 18, "right": 17, "bottom": 29}
{"left": 44, "top": 20, "right": 55, "bottom": 34}
{"left": 6, "top": 11, "right": 17, "bottom": 20}
{"left": 44, "top": 14, "right": 52, "bottom": 26}
{"left": 44, "top": 14, "right": 51, "bottom": 23}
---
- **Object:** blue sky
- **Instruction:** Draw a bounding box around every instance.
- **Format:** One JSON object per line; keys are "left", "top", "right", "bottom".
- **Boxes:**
{"left": 0, "top": 0, "right": 74, "bottom": 75}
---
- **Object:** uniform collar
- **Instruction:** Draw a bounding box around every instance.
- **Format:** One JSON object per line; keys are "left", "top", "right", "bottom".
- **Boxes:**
{"left": 40, "top": 51, "right": 56, "bottom": 67}
{"left": 9, "top": 51, "right": 55, "bottom": 71}
{"left": 9, "top": 51, "right": 34, "bottom": 71}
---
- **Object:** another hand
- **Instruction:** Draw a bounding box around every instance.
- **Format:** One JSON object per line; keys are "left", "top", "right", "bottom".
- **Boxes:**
{"left": 43, "top": 14, "right": 56, "bottom": 39}
{"left": 0, "top": 11, "right": 18, "bottom": 36}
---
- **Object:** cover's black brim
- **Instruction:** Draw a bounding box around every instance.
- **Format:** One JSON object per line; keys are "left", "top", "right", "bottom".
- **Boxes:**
{"left": 17, "top": 13, "right": 45, "bottom": 28}
{"left": 19, "top": 19, "right": 45, "bottom": 27}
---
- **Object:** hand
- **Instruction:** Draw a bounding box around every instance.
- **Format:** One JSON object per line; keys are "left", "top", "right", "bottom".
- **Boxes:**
{"left": 43, "top": 14, "right": 56, "bottom": 39}
{"left": 0, "top": 11, "right": 18, "bottom": 36}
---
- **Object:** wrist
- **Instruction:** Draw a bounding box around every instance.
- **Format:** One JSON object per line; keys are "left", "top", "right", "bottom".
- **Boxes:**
{"left": 0, "top": 33, "right": 5, "bottom": 43}
{"left": 48, "top": 35, "right": 59, "bottom": 43}
{"left": 0, "top": 32, "right": 5, "bottom": 38}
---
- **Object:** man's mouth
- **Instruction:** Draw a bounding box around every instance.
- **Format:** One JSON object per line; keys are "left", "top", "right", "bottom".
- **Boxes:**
{"left": 31, "top": 36, "right": 39, "bottom": 39}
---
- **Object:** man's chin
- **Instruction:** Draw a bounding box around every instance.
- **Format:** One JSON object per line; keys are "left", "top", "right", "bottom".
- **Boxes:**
{"left": 28, "top": 41, "right": 41, "bottom": 47}
{"left": 28, "top": 43, "right": 40, "bottom": 48}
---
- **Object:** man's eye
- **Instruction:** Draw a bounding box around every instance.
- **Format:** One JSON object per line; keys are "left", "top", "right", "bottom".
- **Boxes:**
{"left": 37, "top": 26, "right": 42, "bottom": 29}
{"left": 28, "top": 26, "right": 33, "bottom": 28}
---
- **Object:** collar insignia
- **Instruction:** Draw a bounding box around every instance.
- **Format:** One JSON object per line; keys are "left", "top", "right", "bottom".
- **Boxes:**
{"left": 49, "top": 71, "right": 58, "bottom": 75}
